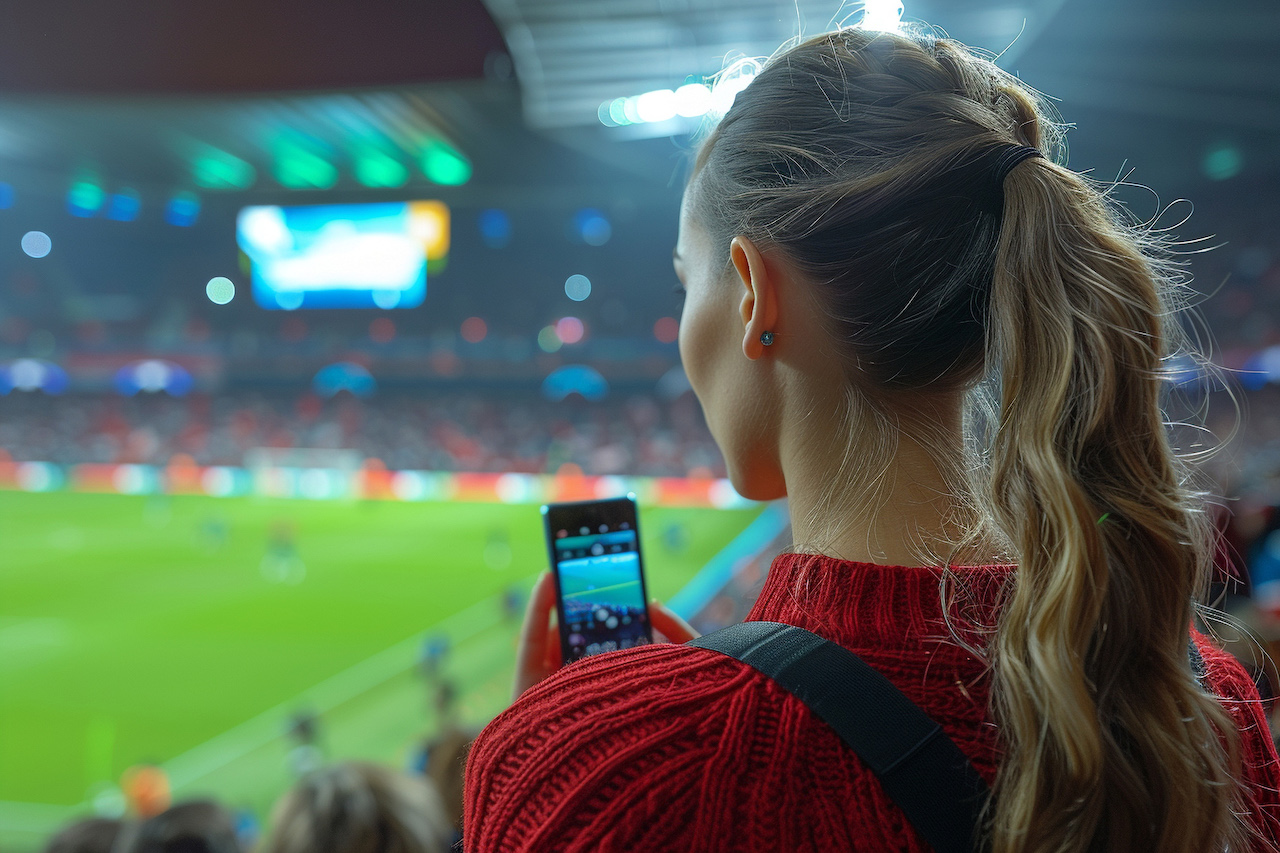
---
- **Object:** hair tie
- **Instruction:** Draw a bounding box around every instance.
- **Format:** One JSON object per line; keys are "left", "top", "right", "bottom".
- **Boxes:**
{"left": 990, "top": 145, "right": 1043, "bottom": 184}
{"left": 971, "top": 144, "right": 1043, "bottom": 216}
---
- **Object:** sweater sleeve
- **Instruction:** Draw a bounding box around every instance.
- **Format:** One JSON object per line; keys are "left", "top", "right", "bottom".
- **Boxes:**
{"left": 1194, "top": 629, "right": 1280, "bottom": 852}
{"left": 462, "top": 643, "right": 749, "bottom": 852}
{"left": 462, "top": 642, "right": 943, "bottom": 853}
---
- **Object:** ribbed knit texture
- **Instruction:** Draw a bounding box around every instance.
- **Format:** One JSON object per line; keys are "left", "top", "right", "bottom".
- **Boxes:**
{"left": 464, "top": 553, "right": 1280, "bottom": 851}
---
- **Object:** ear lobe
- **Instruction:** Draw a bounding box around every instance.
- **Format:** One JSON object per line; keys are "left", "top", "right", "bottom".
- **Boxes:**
{"left": 730, "top": 236, "right": 778, "bottom": 361}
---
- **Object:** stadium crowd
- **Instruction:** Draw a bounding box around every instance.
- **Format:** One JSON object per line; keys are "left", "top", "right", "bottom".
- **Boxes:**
{"left": 0, "top": 388, "right": 726, "bottom": 478}
{"left": 42, "top": 756, "right": 466, "bottom": 853}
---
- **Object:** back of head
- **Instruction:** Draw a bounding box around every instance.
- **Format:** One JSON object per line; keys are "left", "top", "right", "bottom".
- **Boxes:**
{"left": 42, "top": 817, "right": 124, "bottom": 853}
{"left": 262, "top": 762, "right": 451, "bottom": 853}
{"left": 420, "top": 728, "right": 473, "bottom": 835}
{"left": 113, "top": 800, "right": 241, "bottom": 853}
{"left": 691, "top": 27, "right": 1248, "bottom": 853}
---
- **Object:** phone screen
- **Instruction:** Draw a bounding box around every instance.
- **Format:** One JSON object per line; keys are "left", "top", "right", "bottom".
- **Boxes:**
{"left": 543, "top": 496, "right": 653, "bottom": 664}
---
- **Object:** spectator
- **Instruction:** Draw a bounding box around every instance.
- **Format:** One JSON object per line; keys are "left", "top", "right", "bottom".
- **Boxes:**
{"left": 113, "top": 800, "right": 241, "bottom": 853}
{"left": 41, "top": 817, "right": 124, "bottom": 853}
{"left": 260, "top": 762, "right": 451, "bottom": 853}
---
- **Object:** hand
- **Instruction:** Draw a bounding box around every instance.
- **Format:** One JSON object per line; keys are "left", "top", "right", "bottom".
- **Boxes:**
{"left": 512, "top": 572, "right": 701, "bottom": 701}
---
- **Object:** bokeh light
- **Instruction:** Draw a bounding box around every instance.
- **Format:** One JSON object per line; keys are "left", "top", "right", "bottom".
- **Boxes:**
{"left": 354, "top": 147, "right": 409, "bottom": 188}
{"left": 537, "top": 325, "right": 562, "bottom": 353}
{"left": 608, "top": 99, "right": 629, "bottom": 126}
{"left": 857, "top": 0, "right": 906, "bottom": 33}
{"left": 192, "top": 146, "right": 256, "bottom": 190}
{"left": 654, "top": 316, "right": 679, "bottom": 344}
{"left": 636, "top": 89, "right": 677, "bottom": 123}
{"left": 0, "top": 182, "right": 14, "bottom": 209}
{"left": 274, "top": 140, "right": 338, "bottom": 190}
{"left": 21, "top": 231, "right": 52, "bottom": 258}
{"left": 674, "top": 83, "right": 712, "bottom": 117}
{"left": 565, "top": 274, "right": 592, "bottom": 301}
{"left": 574, "top": 209, "right": 611, "bottom": 246}
{"left": 461, "top": 316, "right": 488, "bottom": 343}
{"left": 422, "top": 141, "right": 472, "bottom": 186}
{"left": 600, "top": 63, "right": 758, "bottom": 128}
{"left": 556, "top": 317, "right": 585, "bottom": 344}
{"left": 1204, "top": 143, "right": 1243, "bottom": 181}
{"left": 478, "top": 209, "right": 511, "bottom": 248}
{"left": 165, "top": 192, "right": 201, "bottom": 227}
{"left": 106, "top": 189, "right": 141, "bottom": 222}
{"left": 206, "top": 277, "right": 236, "bottom": 305}
{"left": 67, "top": 180, "right": 105, "bottom": 217}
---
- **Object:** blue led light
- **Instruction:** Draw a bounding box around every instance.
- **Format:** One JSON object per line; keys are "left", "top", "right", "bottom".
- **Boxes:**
{"left": 165, "top": 192, "right": 201, "bottom": 227}
{"left": 106, "top": 189, "right": 141, "bottom": 222}
{"left": 479, "top": 208, "right": 511, "bottom": 248}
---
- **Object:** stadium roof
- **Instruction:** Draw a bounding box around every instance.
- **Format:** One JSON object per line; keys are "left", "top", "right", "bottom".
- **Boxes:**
{"left": 0, "top": 0, "right": 1275, "bottom": 204}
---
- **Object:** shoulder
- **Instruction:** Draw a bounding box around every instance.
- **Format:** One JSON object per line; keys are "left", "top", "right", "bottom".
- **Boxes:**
{"left": 463, "top": 642, "right": 813, "bottom": 852}
{"left": 463, "top": 643, "right": 755, "bottom": 850}
{"left": 1192, "top": 629, "right": 1280, "bottom": 848}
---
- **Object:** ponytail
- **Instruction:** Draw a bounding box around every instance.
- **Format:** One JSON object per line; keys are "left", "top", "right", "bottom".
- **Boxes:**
{"left": 985, "top": 156, "right": 1243, "bottom": 852}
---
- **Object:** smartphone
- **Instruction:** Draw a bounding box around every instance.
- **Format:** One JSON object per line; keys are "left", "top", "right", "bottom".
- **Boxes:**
{"left": 542, "top": 494, "right": 653, "bottom": 664}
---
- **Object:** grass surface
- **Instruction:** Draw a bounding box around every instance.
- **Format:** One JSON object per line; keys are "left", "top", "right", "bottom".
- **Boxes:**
{"left": 0, "top": 490, "right": 760, "bottom": 849}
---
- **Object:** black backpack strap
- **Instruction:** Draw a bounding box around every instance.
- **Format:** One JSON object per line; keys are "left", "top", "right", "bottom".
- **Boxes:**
{"left": 688, "top": 621, "right": 991, "bottom": 853}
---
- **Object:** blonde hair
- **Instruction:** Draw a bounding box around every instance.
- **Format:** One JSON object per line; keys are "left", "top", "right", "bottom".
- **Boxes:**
{"left": 261, "top": 763, "right": 451, "bottom": 853}
{"left": 690, "top": 28, "right": 1252, "bottom": 852}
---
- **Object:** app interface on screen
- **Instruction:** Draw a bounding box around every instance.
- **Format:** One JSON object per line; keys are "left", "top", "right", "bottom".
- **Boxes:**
{"left": 554, "top": 522, "right": 650, "bottom": 661}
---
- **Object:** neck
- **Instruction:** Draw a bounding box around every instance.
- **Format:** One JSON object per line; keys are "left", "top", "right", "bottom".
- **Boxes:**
{"left": 779, "top": 388, "right": 986, "bottom": 567}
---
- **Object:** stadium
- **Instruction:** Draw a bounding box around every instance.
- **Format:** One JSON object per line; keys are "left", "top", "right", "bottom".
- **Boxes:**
{"left": 2, "top": 0, "right": 1280, "bottom": 850}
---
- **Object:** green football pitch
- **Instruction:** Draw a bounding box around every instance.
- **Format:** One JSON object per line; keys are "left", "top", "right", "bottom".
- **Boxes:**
{"left": 0, "top": 490, "right": 761, "bottom": 850}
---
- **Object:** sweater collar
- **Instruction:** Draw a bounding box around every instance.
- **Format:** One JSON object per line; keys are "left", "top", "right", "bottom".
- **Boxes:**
{"left": 745, "top": 552, "right": 1014, "bottom": 654}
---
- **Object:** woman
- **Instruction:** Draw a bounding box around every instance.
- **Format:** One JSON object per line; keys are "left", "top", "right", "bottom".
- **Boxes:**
{"left": 464, "top": 28, "right": 1280, "bottom": 852}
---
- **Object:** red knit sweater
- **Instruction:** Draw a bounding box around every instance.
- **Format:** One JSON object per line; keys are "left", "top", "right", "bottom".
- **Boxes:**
{"left": 464, "top": 553, "right": 1280, "bottom": 851}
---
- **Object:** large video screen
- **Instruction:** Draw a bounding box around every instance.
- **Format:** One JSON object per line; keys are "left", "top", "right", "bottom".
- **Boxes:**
{"left": 236, "top": 201, "right": 449, "bottom": 309}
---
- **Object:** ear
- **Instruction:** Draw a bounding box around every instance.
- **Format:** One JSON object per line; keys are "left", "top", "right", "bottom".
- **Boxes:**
{"left": 729, "top": 236, "right": 779, "bottom": 360}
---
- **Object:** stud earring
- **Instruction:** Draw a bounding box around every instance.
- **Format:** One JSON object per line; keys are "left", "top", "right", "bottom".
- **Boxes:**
{"left": 760, "top": 331, "right": 775, "bottom": 346}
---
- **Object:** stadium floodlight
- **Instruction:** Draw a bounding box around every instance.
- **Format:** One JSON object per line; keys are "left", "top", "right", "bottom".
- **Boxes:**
{"left": 635, "top": 89, "right": 678, "bottom": 124}
{"left": 856, "top": 0, "right": 906, "bottom": 33}
{"left": 674, "top": 83, "right": 712, "bottom": 118}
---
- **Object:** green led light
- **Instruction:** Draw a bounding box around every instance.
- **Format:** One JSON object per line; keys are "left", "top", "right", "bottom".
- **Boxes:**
{"left": 354, "top": 147, "right": 409, "bottom": 188}
{"left": 274, "top": 141, "right": 338, "bottom": 189}
{"left": 537, "top": 325, "right": 562, "bottom": 353}
{"left": 192, "top": 147, "right": 256, "bottom": 190}
{"left": 1203, "top": 144, "right": 1243, "bottom": 181}
{"left": 421, "top": 141, "right": 471, "bottom": 186}
{"left": 69, "top": 180, "right": 105, "bottom": 213}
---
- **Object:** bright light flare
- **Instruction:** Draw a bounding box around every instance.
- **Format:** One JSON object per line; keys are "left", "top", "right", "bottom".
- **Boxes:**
{"left": 636, "top": 89, "right": 677, "bottom": 123}
{"left": 853, "top": 0, "right": 906, "bottom": 33}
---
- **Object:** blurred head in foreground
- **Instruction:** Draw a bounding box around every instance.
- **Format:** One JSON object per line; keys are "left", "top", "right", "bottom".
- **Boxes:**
{"left": 262, "top": 762, "right": 451, "bottom": 853}
{"left": 41, "top": 817, "right": 124, "bottom": 853}
{"left": 120, "top": 765, "right": 171, "bottom": 819}
{"left": 419, "top": 728, "right": 473, "bottom": 836}
{"left": 112, "top": 800, "right": 241, "bottom": 853}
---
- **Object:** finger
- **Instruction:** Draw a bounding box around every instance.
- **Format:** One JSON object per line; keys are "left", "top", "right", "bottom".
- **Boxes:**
{"left": 648, "top": 600, "right": 699, "bottom": 643}
{"left": 543, "top": 623, "right": 562, "bottom": 672}
{"left": 517, "top": 572, "right": 556, "bottom": 655}
{"left": 514, "top": 573, "right": 558, "bottom": 699}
